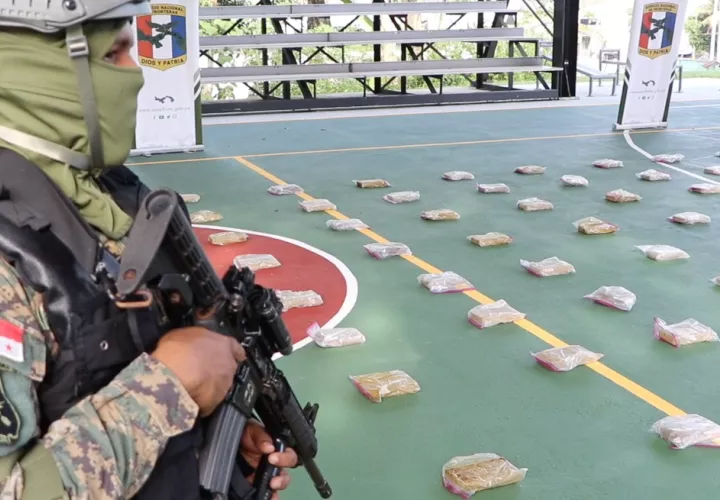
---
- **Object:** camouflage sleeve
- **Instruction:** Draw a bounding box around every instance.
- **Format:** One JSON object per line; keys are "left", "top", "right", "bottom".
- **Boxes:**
{"left": 0, "top": 258, "right": 199, "bottom": 499}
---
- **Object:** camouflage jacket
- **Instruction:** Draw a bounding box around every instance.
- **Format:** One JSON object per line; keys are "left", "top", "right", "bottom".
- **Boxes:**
{"left": 0, "top": 256, "right": 199, "bottom": 499}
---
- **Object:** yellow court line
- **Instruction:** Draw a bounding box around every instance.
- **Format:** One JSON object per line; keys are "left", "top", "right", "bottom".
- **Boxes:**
{"left": 129, "top": 125, "right": 720, "bottom": 166}
{"left": 234, "top": 154, "right": 686, "bottom": 418}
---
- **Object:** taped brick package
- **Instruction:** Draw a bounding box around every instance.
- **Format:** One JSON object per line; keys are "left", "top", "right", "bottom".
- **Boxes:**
{"left": 349, "top": 370, "right": 420, "bottom": 403}
{"left": 520, "top": 257, "right": 575, "bottom": 277}
{"left": 354, "top": 179, "right": 391, "bottom": 188}
{"left": 383, "top": 191, "right": 420, "bottom": 204}
{"left": 531, "top": 345, "right": 603, "bottom": 372}
{"left": 190, "top": 210, "right": 223, "bottom": 223}
{"left": 300, "top": 199, "right": 337, "bottom": 212}
{"left": 443, "top": 171, "right": 475, "bottom": 181}
{"left": 468, "top": 300, "right": 525, "bottom": 329}
{"left": 181, "top": 193, "right": 200, "bottom": 203}
{"left": 517, "top": 197, "right": 553, "bottom": 212}
{"left": 268, "top": 183, "right": 304, "bottom": 195}
{"left": 636, "top": 245, "right": 689, "bottom": 261}
{"left": 636, "top": 169, "right": 671, "bottom": 181}
{"left": 421, "top": 209, "right": 460, "bottom": 221}
{"left": 477, "top": 183, "right": 510, "bottom": 194}
{"left": 514, "top": 165, "right": 545, "bottom": 175}
{"left": 668, "top": 212, "right": 711, "bottom": 225}
{"left": 326, "top": 218, "right": 369, "bottom": 231}
{"left": 592, "top": 158, "right": 623, "bottom": 168}
{"left": 584, "top": 286, "right": 636, "bottom": 311}
{"left": 468, "top": 233, "right": 513, "bottom": 247}
{"left": 442, "top": 453, "right": 527, "bottom": 499}
{"left": 307, "top": 322, "right": 366, "bottom": 348}
{"left": 689, "top": 183, "right": 720, "bottom": 194}
{"left": 560, "top": 175, "right": 588, "bottom": 187}
{"left": 653, "top": 317, "right": 719, "bottom": 348}
{"left": 651, "top": 414, "right": 720, "bottom": 449}
{"left": 417, "top": 271, "right": 474, "bottom": 294}
{"left": 704, "top": 166, "right": 720, "bottom": 175}
{"left": 605, "top": 189, "right": 641, "bottom": 203}
{"left": 233, "top": 254, "right": 281, "bottom": 272}
{"left": 208, "top": 231, "right": 249, "bottom": 246}
{"left": 652, "top": 153, "right": 684, "bottom": 163}
{"left": 573, "top": 216, "right": 618, "bottom": 235}
{"left": 364, "top": 242, "right": 411, "bottom": 259}
{"left": 275, "top": 290, "right": 323, "bottom": 311}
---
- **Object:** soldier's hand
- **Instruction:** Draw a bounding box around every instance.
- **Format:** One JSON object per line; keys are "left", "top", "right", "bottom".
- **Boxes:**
{"left": 151, "top": 326, "right": 245, "bottom": 416}
{"left": 240, "top": 420, "right": 298, "bottom": 499}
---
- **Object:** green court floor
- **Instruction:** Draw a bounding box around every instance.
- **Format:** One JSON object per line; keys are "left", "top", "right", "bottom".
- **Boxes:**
{"left": 129, "top": 99, "right": 720, "bottom": 500}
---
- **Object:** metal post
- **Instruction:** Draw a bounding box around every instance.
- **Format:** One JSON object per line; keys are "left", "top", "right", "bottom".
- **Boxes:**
{"left": 552, "top": 0, "right": 579, "bottom": 98}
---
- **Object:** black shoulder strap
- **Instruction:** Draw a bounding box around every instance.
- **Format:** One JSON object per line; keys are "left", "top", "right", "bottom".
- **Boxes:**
{"left": 0, "top": 148, "right": 101, "bottom": 274}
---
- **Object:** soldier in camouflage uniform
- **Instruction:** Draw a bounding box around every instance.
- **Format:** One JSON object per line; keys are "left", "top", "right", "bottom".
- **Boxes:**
{"left": 0, "top": 2, "right": 298, "bottom": 499}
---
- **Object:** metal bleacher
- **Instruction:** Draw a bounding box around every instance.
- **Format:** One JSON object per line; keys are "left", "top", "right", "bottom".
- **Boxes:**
{"left": 199, "top": 0, "right": 566, "bottom": 114}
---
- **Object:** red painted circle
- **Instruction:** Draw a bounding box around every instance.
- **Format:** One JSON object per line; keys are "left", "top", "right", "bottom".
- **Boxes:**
{"left": 194, "top": 227, "right": 348, "bottom": 345}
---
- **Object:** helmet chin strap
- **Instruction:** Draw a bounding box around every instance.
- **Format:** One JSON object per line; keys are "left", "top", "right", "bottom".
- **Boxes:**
{"left": 0, "top": 24, "right": 102, "bottom": 173}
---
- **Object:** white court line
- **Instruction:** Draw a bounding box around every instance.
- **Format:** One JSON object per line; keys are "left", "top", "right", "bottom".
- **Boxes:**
{"left": 195, "top": 224, "right": 359, "bottom": 360}
{"left": 623, "top": 130, "right": 720, "bottom": 186}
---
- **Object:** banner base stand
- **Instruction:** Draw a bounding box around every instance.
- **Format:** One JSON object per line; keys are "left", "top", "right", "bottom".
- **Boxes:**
{"left": 613, "top": 122, "right": 667, "bottom": 131}
{"left": 129, "top": 145, "right": 205, "bottom": 157}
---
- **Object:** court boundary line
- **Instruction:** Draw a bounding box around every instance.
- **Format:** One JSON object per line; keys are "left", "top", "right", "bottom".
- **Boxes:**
{"left": 128, "top": 125, "right": 720, "bottom": 166}
{"left": 624, "top": 130, "right": 720, "bottom": 185}
{"left": 194, "top": 224, "right": 359, "bottom": 360}
{"left": 232, "top": 155, "right": 687, "bottom": 418}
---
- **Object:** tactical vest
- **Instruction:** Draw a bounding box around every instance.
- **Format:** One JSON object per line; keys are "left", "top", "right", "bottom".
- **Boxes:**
{"left": 0, "top": 148, "right": 202, "bottom": 500}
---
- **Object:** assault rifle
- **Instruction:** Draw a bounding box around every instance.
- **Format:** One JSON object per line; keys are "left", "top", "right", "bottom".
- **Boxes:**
{"left": 102, "top": 188, "right": 332, "bottom": 500}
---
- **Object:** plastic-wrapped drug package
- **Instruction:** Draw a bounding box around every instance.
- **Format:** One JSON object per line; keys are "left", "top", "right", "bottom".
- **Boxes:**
{"left": 383, "top": 191, "right": 420, "bottom": 204}
{"left": 190, "top": 210, "right": 223, "bottom": 224}
{"left": 181, "top": 193, "right": 200, "bottom": 203}
{"left": 268, "top": 183, "right": 304, "bottom": 195}
{"left": 275, "top": 290, "right": 323, "bottom": 312}
{"left": 354, "top": 179, "right": 391, "bottom": 188}
{"left": 636, "top": 169, "right": 671, "bottom": 181}
{"left": 593, "top": 159, "right": 623, "bottom": 169}
{"left": 520, "top": 257, "right": 575, "bottom": 277}
{"left": 531, "top": 345, "right": 603, "bottom": 372}
{"left": 514, "top": 165, "right": 545, "bottom": 175}
{"left": 421, "top": 209, "right": 460, "bottom": 221}
{"left": 652, "top": 153, "right": 684, "bottom": 164}
{"left": 704, "top": 166, "right": 720, "bottom": 176}
{"left": 326, "top": 218, "right": 369, "bottom": 231}
{"left": 307, "top": 322, "right": 366, "bottom": 348}
{"left": 468, "top": 300, "right": 525, "bottom": 329}
{"left": 477, "top": 183, "right": 510, "bottom": 194}
{"left": 443, "top": 171, "right": 475, "bottom": 181}
{"left": 363, "top": 242, "right": 411, "bottom": 259}
{"left": 635, "top": 245, "right": 689, "bottom": 261}
{"left": 442, "top": 453, "right": 527, "bottom": 499}
{"left": 653, "top": 318, "right": 719, "bottom": 348}
{"left": 208, "top": 231, "right": 249, "bottom": 246}
{"left": 517, "top": 197, "right": 553, "bottom": 212}
{"left": 689, "top": 183, "right": 720, "bottom": 194}
{"left": 233, "top": 254, "right": 281, "bottom": 272}
{"left": 668, "top": 212, "right": 711, "bottom": 225}
{"left": 651, "top": 414, "right": 720, "bottom": 449}
{"left": 468, "top": 233, "right": 513, "bottom": 247}
{"left": 417, "top": 271, "right": 474, "bottom": 294}
{"left": 299, "top": 199, "right": 336, "bottom": 212}
{"left": 712, "top": 276, "right": 720, "bottom": 287}
{"left": 605, "top": 189, "right": 641, "bottom": 203}
{"left": 560, "top": 175, "right": 589, "bottom": 187}
{"left": 349, "top": 370, "right": 420, "bottom": 403}
{"left": 584, "top": 286, "right": 636, "bottom": 311}
{"left": 573, "top": 216, "right": 618, "bottom": 235}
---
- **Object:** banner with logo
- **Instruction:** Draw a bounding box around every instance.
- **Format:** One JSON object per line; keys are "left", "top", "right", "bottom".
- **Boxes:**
{"left": 129, "top": 1, "right": 203, "bottom": 156}
{"left": 614, "top": 0, "right": 689, "bottom": 130}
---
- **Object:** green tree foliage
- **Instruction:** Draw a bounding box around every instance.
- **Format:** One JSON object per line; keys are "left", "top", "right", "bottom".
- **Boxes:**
{"left": 686, "top": 0, "right": 714, "bottom": 55}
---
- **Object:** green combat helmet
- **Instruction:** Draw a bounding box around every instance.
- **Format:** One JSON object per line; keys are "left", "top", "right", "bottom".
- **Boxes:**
{"left": 0, "top": 0, "right": 151, "bottom": 171}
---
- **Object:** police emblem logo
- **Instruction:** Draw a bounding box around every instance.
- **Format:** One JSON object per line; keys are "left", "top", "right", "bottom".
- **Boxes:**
{"left": 136, "top": 4, "right": 188, "bottom": 71}
{"left": 638, "top": 2, "right": 678, "bottom": 59}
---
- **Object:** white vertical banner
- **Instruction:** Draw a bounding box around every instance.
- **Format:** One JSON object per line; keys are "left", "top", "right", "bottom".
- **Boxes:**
{"left": 129, "top": 1, "right": 204, "bottom": 155}
{"left": 614, "top": 0, "right": 689, "bottom": 131}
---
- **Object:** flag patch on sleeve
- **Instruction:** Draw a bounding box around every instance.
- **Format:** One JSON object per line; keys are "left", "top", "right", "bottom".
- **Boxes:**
{"left": 0, "top": 320, "right": 24, "bottom": 363}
